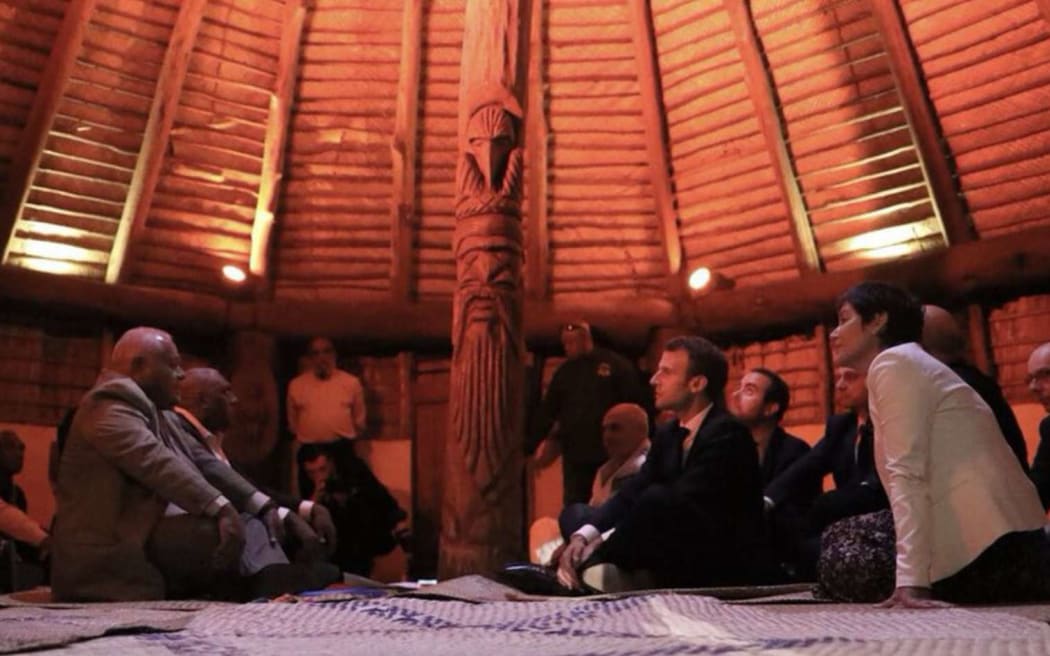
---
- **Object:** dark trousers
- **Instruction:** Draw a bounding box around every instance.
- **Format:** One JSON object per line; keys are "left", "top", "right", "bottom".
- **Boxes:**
{"left": 147, "top": 515, "right": 339, "bottom": 601}
{"left": 562, "top": 459, "right": 603, "bottom": 507}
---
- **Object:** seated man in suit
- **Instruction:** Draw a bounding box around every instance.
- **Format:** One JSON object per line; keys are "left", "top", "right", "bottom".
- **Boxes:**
{"left": 730, "top": 368, "right": 812, "bottom": 486}
{"left": 53, "top": 327, "right": 246, "bottom": 601}
{"left": 763, "top": 366, "right": 888, "bottom": 577}
{"left": 299, "top": 444, "right": 407, "bottom": 578}
{"left": 731, "top": 368, "right": 819, "bottom": 579}
{"left": 556, "top": 336, "right": 766, "bottom": 592}
{"left": 164, "top": 367, "right": 340, "bottom": 593}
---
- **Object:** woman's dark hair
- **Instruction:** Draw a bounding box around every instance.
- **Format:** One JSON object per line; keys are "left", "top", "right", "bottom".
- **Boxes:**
{"left": 664, "top": 335, "right": 728, "bottom": 406}
{"left": 837, "top": 281, "right": 923, "bottom": 348}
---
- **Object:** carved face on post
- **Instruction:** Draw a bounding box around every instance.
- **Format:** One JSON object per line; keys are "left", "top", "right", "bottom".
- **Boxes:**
{"left": 456, "top": 100, "right": 523, "bottom": 219}
{"left": 466, "top": 105, "right": 516, "bottom": 194}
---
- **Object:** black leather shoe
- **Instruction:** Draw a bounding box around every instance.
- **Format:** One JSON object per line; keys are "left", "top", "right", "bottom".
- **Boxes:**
{"left": 496, "top": 562, "right": 596, "bottom": 597}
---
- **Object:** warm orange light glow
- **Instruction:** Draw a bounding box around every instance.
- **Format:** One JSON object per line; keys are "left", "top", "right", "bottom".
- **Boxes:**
{"left": 222, "top": 264, "right": 247, "bottom": 283}
{"left": 688, "top": 266, "right": 712, "bottom": 290}
{"left": 18, "top": 257, "right": 85, "bottom": 276}
{"left": 847, "top": 219, "right": 940, "bottom": 260}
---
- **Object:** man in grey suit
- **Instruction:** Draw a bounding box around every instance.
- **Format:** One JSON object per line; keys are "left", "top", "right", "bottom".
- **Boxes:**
{"left": 52, "top": 327, "right": 247, "bottom": 601}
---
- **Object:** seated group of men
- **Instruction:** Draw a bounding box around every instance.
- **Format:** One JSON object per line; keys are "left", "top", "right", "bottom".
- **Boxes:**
{"left": 526, "top": 307, "right": 1048, "bottom": 593}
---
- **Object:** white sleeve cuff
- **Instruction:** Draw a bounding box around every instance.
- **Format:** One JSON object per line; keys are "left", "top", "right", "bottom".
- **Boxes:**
{"left": 245, "top": 492, "right": 272, "bottom": 515}
{"left": 298, "top": 500, "right": 314, "bottom": 519}
{"left": 573, "top": 524, "right": 601, "bottom": 544}
{"left": 277, "top": 507, "right": 290, "bottom": 521}
{"left": 204, "top": 496, "right": 231, "bottom": 517}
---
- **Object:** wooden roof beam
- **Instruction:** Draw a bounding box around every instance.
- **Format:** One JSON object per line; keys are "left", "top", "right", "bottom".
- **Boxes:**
{"left": 524, "top": 0, "right": 550, "bottom": 299}
{"left": 869, "top": 0, "right": 975, "bottom": 245}
{"left": 105, "top": 0, "right": 208, "bottom": 283}
{"left": 627, "top": 0, "right": 682, "bottom": 281}
{"left": 390, "top": 0, "right": 424, "bottom": 300}
{"left": 1, "top": 0, "right": 99, "bottom": 263}
{"left": 6, "top": 226, "right": 1050, "bottom": 347}
{"left": 689, "top": 225, "right": 1050, "bottom": 337}
{"left": 724, "top": 0, "right": 822, "bottom": 274}
{"left": 250, "top": 0, "right": 308, "bottom": 287}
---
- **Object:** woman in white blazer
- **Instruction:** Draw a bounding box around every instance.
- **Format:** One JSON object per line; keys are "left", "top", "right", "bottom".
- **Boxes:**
{"left": 822, "top": 281, "right": 1048, "bottom": 608}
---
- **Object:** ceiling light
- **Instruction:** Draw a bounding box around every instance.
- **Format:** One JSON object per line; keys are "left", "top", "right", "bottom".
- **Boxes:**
{"left": 222, "top": 264, "right": 246, "bottom": 283}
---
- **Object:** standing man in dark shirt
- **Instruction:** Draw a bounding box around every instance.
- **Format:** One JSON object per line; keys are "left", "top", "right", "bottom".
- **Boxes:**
{"left": 1026, "top": 342, "right": 1050, "bottom": 509}
{"left": 922, "top": 305, "right": 1028, "bottom": 469}
{"left": 528, "top": 321, "right": 646, "bottom": 506}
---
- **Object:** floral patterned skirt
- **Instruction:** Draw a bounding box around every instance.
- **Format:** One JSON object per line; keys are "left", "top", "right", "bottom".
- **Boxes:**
{"left": 816, "top": 509, "right": 1050, "bottom": 604}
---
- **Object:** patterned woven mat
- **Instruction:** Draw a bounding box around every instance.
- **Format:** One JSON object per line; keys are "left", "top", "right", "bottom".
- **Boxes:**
{"left": 17, "top": 591, "right": 1050, "bottom": 656}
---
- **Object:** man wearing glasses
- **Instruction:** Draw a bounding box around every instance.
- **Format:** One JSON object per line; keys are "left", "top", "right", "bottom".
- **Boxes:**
{"left": 1026, "top": 342, "right": 1050, "bottom": 509}
{"left": 528, "top": 321, "right": 646, "bottom": 506}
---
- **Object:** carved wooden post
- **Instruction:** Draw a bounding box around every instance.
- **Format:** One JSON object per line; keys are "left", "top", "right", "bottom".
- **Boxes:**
{"left": 439, "top": 0, "right": 528, "bottom": 577}
{"left": 226, "top": 332, "right": 280, "bottom": 485}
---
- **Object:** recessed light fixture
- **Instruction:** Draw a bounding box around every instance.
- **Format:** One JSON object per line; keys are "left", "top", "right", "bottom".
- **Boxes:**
{"left": 222, "top": 264, "right": 247, "bottom": 283}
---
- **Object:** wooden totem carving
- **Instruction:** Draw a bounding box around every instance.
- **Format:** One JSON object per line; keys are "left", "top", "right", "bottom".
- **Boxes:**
{"left": 225, "top": 332, "right": 279, "bottom": 483}
{"left": 438, "top": 87, "right": 527, "bottom": 577}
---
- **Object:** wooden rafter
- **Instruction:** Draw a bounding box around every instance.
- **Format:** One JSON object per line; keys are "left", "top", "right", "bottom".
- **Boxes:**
{"left": 0, "top": 0, "right": 99, "bottom": 263}
{"left": 688, "top": 225, "right": 1050, "bottom": 337}
{"left": 868, "top": 0, "right": 974, "bottom": 245}
{"left": 105, "top": 0, "right": 208, "bottom": 283}
{"left": 724, "top": 0, "right": 822, "bottom": 273}
{"left": 627, "top": 0, "right": 681, "bottom": 278}
{"left": 390, "top": 0, "right": 424, "bottom": 300}
{"left": 6, "top": 226, "right": 1050, "bottom": 347}
{"left": 250, "top": 0, "right": 308, "bottom": 284}
{"left": 524, "top": 0, "right": 550, "bottom": 299}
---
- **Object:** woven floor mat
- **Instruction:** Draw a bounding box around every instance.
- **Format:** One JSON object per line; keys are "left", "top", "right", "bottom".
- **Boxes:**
{"left": 0, "top": 606, "right": 194, "bottom": 654}
{"left": 19, "top": 590, "right": 1050, "bottom": 656}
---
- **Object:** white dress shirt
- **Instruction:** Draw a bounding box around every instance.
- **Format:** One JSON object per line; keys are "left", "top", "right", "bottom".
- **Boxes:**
{"left": 868, "top": 343, "right": 1045, "bottom": 588}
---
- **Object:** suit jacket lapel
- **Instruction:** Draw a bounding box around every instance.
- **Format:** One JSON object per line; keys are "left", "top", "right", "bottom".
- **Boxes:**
{"left": 683, "top": 406, "right": 720, "bottom": 469}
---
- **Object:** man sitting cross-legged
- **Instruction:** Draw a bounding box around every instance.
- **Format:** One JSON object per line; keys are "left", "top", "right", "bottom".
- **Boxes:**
{"left": 556, "top": 336, "right": 767, "bottom": 593}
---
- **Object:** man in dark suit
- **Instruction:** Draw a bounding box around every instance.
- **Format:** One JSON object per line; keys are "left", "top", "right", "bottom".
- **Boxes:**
{"left": 556, "top": 336, "right": 765, "bottom": 591}
{"left": 763, "top": 366, "right": 887, "bottom": 578}
{"left": 731, "top": 368, "right": 818, "bottom": 579}
{"left": 730, "top": 368, "right": 812, "bottom": 486}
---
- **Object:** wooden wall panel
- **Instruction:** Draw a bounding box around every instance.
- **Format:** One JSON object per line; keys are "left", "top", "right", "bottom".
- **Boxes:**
{"left": 753, "top": 0, "right": 945, "bottom": 272}
{"left": 901, "top": 0, "right": 1050, "bottom": 237}
{"left": 0, "top": 321, "right": 101, "bottom": 425}
{"left": 0, "top": 0, "right": 69, "bottom": 187}
{"left": 651, "top": 0, "right": 798, "bottom": 289}
{"left": 544, "top": 0, "right": 666, "bottom": 298}
{"left": 413, "top": 0, "right": 463, "bottom": 300}
{"left": 988, "top": 293, "right": 1050, "bottom": 403}
{"left": 274, "top": 0, "right": 402, "bottom": 301}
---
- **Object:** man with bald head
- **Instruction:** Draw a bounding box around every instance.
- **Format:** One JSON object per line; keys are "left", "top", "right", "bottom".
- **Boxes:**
{"left": 163, "top": 368, "right": 340, "bottom": 592}
{"left": 921, "top": 305, "right": 1027, "bottom": 468}
{"left": 1026, "top": 343, "right": 1050, "bottom": 509}
{"left": 173, "top": 368, "right": 338, "bottom": 554}
{"left": 53, "top": 327, "right": 245, "bottom": 601}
